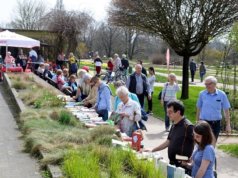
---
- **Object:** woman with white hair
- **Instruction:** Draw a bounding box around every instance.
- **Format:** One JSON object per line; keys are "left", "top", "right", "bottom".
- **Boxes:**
{"left": 113, "top": 53, "right": 122, "bottom": 72}
{"left": 4, "top": 51, "right": 15, "bottom": 70}
{"left": 113, "top": 80, "right": 139, "bottom": 110}
{"left": 116, "top": 86, "right": 141, "bottom": 137}
{"left": 161, "top": 73, "right": 180, "bottom": 132}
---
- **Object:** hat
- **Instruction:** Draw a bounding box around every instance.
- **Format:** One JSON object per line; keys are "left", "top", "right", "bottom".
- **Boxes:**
{"left": 82, "top": 66, "right": 89, "bottom": 72}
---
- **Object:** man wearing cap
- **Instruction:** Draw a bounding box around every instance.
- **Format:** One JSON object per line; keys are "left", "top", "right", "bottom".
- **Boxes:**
{"left": 196, "top": 76, "right": 231, "bottom": 140}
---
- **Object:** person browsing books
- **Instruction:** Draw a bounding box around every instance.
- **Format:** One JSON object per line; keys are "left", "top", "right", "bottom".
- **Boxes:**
{"left": 116, "top": 86, "right": 141, "bottom": 137}
{"left": 182, "top": 121, "right": 216, "bottom": 178}
{"left": 148, "top": 100, "right": 194, "bottom": 174}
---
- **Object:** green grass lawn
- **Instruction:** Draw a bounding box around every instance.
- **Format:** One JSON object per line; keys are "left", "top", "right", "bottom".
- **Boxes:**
{"left": 144, "top": 86, "right": 204, "bottom": 124}
{"left": 218, "top": 144, "right": 238, "bottom": 157}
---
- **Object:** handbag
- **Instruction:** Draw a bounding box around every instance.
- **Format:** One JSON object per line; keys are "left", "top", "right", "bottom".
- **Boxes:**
{"left": 132, "top": 120, "right": 147, "bottom": 132}
{"left": 158, "top": 91, "right": 163, "bottom": 100}
{"left": 141, "top": 109, "right": 148, "bottom": 121}
{"left": 214, "top": 157, "right": 217, "bottom": 178}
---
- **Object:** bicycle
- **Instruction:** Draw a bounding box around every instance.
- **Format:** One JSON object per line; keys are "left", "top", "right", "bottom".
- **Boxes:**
{"left": 100, "top": 69, "right": 114, "bottom": 83}
{"left": 114, "top": 68, "right": 127, "bottom": 83}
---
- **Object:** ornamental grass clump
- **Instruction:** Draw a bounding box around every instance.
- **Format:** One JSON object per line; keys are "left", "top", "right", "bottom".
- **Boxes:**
{"left": 58, "top": 110, "right": 77, "bottom": 126}
{"left": 20, "top": 89, "right": 43, "bottom": 106}
{"left": 22, "top": 116, "right": 91, "bottom": 163}
{"left": 34, "top": 91, "right": 63, "bottom": 108}
{"left": 40, "top": 149, "right": 68, "bottom": 166}
{"left": 108, "top": 148, "right": 125, "bottom": 178}
{"left": 63, "top": 150, "right": 100, "bottom": 178}
{"left": 95, "top": 134, "right": 117, "bottom": 146}
{"left": 63, "top": 146, "right": 164, "bottom": 178}
{"left": 12, "top": 81, "right": 27, "bottom": 90}
{"left": 90, "top": 125, "right": 116, "bottom": 141}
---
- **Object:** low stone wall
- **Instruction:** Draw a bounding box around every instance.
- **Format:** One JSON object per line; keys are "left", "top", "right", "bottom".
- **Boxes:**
{"left": 3, "top": 73, "right": 26, "bottom": 112}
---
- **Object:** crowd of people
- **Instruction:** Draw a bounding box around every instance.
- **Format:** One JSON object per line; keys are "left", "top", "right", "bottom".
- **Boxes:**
{"left": 89, "top": 53, "right": 229, "bottom": 177}
{"left": 148, "top": 75, "right": 231, "bottom": 178}
{"left": 93, "top": 52, "right": 129, "bottom": 83}
{"left": 1, "top": 49, "right": 231, "bottom": 177}
{"left": 0, "top": 48, "right": 45, "bottom": 72}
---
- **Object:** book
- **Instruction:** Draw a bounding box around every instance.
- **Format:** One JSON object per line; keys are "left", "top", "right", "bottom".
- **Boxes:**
{"left": 174, "top": 167, "right": 185, "bottom": 178}
{"left": 175, "top": 154, "right": 189, "bottom": 161}
{"left": 109, "top": 112, "right": 121, "bottom": 124}
{"left": 167, "top": 164, "right": 176, "bottom": 178}
{"left": 157, "top": 159, "right": 167, "bottom": 177}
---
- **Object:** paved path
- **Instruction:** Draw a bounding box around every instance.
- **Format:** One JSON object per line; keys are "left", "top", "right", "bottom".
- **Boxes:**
{"left": 0, "top": 84, "right": 41, "bottom": 178}
{"left": 143, "top": 115, "right": 238, "bottom": 178}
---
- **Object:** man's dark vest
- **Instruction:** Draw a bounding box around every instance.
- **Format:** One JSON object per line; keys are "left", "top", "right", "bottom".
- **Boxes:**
{"left": 128, "top": 73, "right": 147, "bottom": 95}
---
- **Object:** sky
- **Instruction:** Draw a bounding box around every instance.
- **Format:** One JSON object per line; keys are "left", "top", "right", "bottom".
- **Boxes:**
{"left": 0, "top": 0, "right": 111, "bottom": 25}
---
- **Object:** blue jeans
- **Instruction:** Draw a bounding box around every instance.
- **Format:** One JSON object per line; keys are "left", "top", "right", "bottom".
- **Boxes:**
{"left": 200, "top": 72, "right": 206, "bottom": 82}
{"left": 164, "top": 101, "right": 170, "bottom": 129}
{"left": 96, "top": 109, "right": 108, "bottom": 121}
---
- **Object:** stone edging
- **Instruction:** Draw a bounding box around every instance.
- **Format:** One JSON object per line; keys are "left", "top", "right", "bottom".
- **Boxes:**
{"left": 3, "top": 72, "right": 63, "bottom": 178}
{"left": 3, "top": 73, "right": 26, "bottom": 112}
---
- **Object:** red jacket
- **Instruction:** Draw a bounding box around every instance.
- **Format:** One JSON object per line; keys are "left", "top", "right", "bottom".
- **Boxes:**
{"left": 107, "top": 61, "right": 113, "bottom": 71}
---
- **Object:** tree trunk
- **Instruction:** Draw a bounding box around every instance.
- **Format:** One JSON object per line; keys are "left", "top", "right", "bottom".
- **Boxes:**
{"left": 181, "top": 55, "right": 190, "bottom": 99}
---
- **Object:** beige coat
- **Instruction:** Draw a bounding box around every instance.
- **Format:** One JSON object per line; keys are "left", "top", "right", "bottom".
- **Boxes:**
{"left": 84, "top": 85, "right": 98, "bottom": 105}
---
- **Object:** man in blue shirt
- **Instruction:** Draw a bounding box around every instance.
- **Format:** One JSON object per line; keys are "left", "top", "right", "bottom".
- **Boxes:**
{"left": 91, "top": 76, "right": 111, "bottom": 121}
{"left": 196, "top": 76, "right": 231, "bottom": 139}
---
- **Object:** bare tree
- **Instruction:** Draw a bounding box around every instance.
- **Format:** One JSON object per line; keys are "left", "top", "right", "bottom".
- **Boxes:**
{"left": 10, "top": 0, "right": 47, "bottom": 30}
{"left": 123, "top": 28, "right": 140, "bottom": 60}
{"left": 95, "top": 23, "right": 122, "bottom": 57}
{"left": 81, "top": 20, "right": 97, "bottom": 52}
{"left": 43, "top": 8, "right": 92, "bottom": 56}
{"left": 109, "top": 0, "right": 238, "bottom": 99}
{"left": 55, "top": 0, "right": 65, "bottom": 11}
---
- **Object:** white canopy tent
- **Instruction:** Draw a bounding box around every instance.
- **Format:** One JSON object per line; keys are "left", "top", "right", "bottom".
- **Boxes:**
{"left": 0, "top": 30, "right": 40, "bottom": 52}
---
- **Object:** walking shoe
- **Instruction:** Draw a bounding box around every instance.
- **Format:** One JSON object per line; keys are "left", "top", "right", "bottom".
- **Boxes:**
{"left": 165, "top": 127, "right": 170, "bottom": 132}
